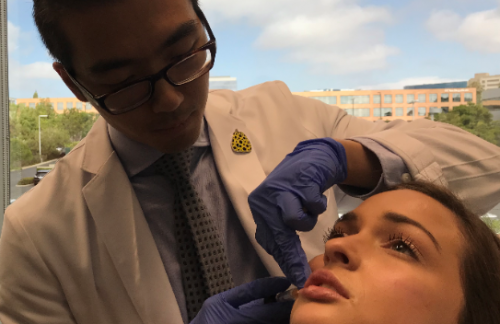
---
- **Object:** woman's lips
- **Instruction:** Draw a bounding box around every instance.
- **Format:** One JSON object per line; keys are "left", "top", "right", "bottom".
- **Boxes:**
{"left": 299, "top": 269, "right": 350, "bottom": 302}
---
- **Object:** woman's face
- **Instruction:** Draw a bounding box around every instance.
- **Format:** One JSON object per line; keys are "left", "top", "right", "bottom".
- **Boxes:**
{"left": 292, "top": 189, "right": 465, "bottom": 324}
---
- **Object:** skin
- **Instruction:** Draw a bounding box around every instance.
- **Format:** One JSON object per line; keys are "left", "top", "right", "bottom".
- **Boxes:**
{"left": 294, "top": 189, "right": 465, "bottom": 324}
{"left": 51, "top": 0, "right": 382, "bottom": 187}
{"left": 53, "top": 0, "right": 209, "bottom": 154}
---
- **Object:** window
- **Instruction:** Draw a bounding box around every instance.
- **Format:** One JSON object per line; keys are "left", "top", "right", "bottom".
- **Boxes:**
{"left": 429, "top": 107, "right": 442, "bottom": 116}
{"left": 407, "top": 107, "right": 414, "bottom": 116}
{"left": 441, "top": 107, "right": 450, "bottom": 113}
{"left": 76, "top": 102, "right": 83, "bottom": 110}
{"left": 452, "top": 93, "right": 461, "bottom": 102}
{"left": 340, "top": 95, "right": 370, "bottom": 105}
{"left": 373, "top": 95, "right": 381, "bottom": 104}
{"left": 395, "top": 107, "right": 404, "bottom": 116}
{"left": 407, "top": 94, "right": 415, "bottom": 103}
{"left": 418, "top": 107, "right": 427, "bottom": 116}
{"left": 353, "top": 108, "right": 370, "bottom": 117}
{"left": 429, "top": 94, "right": 438, "bottom": 103}
{"left": 418, "top": 94, "right": 426, "bottom": 103}
{"left": 441, "top": 93, "right": 449, "bottom": 102}
{"left": 395, "top": 94, "right": 403, "bottom": 103}
{"left": 57, "top": 102, "right": 64, "bottom": 111}
{"left": 86, "top": 103, "right": 92, "bottom": 110}
{"left": 67, "top": 102, "right": 73, "bottom": 109}
{"left": 311, "top": 96, "right": 337, "bottom": 105}
{"left": 464, "top": 93, "right": 473, "bottom": 102}
{"left": 344, "top": 108, "right": 354, "bottom": 115}
{"left": 29, "top": 103, "right": 35, "bottom": 108}
{"left": 374, "top": 108, "right": 392, "bottom": 117}
{"left": 384, "top": 95, "right": 392, "bottom": 104}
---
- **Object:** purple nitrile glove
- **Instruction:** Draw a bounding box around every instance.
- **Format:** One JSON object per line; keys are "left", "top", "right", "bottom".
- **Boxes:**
{"left": 189, "top": 277, "right": 294, "bottom": 324}
{"left": 248, "top": 138, "right": 348, "bottom": 288}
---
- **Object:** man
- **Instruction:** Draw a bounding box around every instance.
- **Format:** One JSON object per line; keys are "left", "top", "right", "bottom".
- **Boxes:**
{"left": 1, "top": 0, "right": 499, "bottom": 323}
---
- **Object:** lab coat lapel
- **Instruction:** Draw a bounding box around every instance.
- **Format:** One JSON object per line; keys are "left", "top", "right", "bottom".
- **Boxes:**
{"left": 204, "top": 95, "right": 284, "bottom": 277}
{"left": 81, "top": 118, "right": 184, "bottom": 324}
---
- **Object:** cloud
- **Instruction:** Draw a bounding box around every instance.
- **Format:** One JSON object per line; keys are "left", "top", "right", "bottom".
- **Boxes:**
{"left": 358, "top": 76, "right": 465, "bottom": 90}
{"left": 8, "top": 21, "right": 20, "bottom": 52}
{"left": 202, "top": 0, "right": 399, "bottom": 75}
{"left": 426, "top": 7, "right": 500, "bottom": 53}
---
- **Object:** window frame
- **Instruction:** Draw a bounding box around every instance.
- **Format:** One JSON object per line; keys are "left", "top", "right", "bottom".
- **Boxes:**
{"left": 1, "top": 0, "right": 9, "bottom": 217}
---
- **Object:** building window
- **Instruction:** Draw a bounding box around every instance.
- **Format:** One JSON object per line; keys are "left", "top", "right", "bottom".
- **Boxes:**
{"left": 418, "top": 107, "right": 427, "bottom": 116}
{"left": 353, "top": 108, "right": 370, "bottom": 117}
{"left": 340, "top": 95, "right": 370, "bottom": 105}
{"left": 29, "top": 103, "right": 35, "bottom": 108}
{"left": 429, "top": 107, "right": 442, "bottom": 116}
{"left": 86, "top": 103, "right": 92, "bottom": 110}
{"left": 441, "top": 93, "right": 449, "bottom": 103}
{"left": 374, "top": 108, "right": 392, "bottom": 117}
{"left": 407, "top": 107, "right": 414, "bottom": 116}
{"left": 344, "top": 108, "right": 354, "bottom": 115}
{"left": 373, "top": 95, "right": 381, "bottom": 104}
{"left": 67, "top": 102, "right": 73, "bottom": 109}
{"left": 452, "top": 93, "right": 461, "bottom": 102}
{"left": 407, "top": 94, "right": 415, "bottom": 103}
{"left": 429, "top": 94, "right": 438, "bottom": 103}
{"left": 395, "top": 94, "right": 403, "bottom": 103}
{"left": 395, "top": 107, "right": 404, "bottom": 116}
{"left": 418, "top": 94, "right": 426, "bottom": 103}
{"left": 384, "top": 95, "right": 392, "bottom": 104}
{"left": 311, "top": 96, "right": 337, "bottom": 105}
{"left": 464, "top": 93, "right": 473, "bottom": 102}
{"left": 442, "top": 107, "right": 450, "bottom": 113}
{"left": 57, "top": 102, "right": 64, "bottom": 110}
{"left": 76, "top": 102, "right": 83, "bottom": 110}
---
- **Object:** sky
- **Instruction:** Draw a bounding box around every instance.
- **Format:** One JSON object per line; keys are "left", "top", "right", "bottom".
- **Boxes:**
{"left": 6, "top": 0, "right": 500, "bottom": 98}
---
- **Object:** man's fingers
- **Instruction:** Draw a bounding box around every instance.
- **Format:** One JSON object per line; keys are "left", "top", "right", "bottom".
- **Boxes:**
{"left": 278, "top": 192, "right": 318, "bottom": 232}
{"left": 222, "top": 277, "right": 291, "bottom": 308}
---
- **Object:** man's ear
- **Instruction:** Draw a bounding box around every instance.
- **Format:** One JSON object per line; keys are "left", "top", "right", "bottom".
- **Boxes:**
{"left": 53, "top": 62, "right": 88, "bottom": 102}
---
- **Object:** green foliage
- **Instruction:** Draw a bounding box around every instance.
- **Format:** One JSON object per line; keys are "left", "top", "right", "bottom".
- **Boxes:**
{"left": 482, "top": 217, "right": 500, "bottom": 234}
{"left": 467, "top": 80, "right": 484, "bottom": 103}
{"left": 432, "top": 103, "right": 500, "bottom": 146}
{"left": 17, "top": 177, "right": 34, "bottom": 186}
{"left": 9, "top": 98, "right": 99, "bottom": 167}
{"left": 33, "top": 91, "right": 39, "bottom": 98}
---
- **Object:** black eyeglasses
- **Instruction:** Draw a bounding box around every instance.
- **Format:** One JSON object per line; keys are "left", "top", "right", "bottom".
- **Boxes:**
{"left": 66, "top": 10, "right": 216, "bottom": 115}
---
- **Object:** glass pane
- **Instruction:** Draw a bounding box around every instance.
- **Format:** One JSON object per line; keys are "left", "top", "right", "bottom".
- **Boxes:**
{"left": 407, "top": 107, "right": 414, "bottom": 116}
{"left": 383, "top": 108, "right": 393, "bottom": 116}
{"left": 168, "top": 49, "right": 212, "bottom": 84}
{"left": 441, "top": 93, "right": 449, "bottom": 102}
{"left": 384, "top": 95, "right": 392, "bottom": 104}
{"left": 430, "top": 94, "right": 438, "bottom": 102}
{"left": 396, "top": 107, "right": 404, "bottom": 116}
{"left": 418, "top": 94, "right": 426, "bottom": 103}
{"left": 453, "top": 93, "right": 461, "bottom": 102}
{"left": 105, "top": 81, "right": 152, "bottom": 111}
{"left": 373, "top": 95, "right": 381, "bottom": 104}
{"left": 395, "top": 94, "right": 403, "bottom": 103}
{"left": 407, "top": 94, "right": 415, "bottom": 103}
{"left": 464, "top": 93, "right": 473, "bottom": 102}
{"left": 418, "top": 107, "right": 427, "bottom": 116}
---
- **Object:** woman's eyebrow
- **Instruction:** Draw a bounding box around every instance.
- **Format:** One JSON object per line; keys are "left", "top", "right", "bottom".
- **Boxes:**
{"left": 384, "top": 212, "right": 442, "bottom": 253}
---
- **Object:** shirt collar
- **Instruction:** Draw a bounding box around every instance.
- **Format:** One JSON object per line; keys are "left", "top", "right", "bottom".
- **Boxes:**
{"left": 108, "top": 117, "right": 211, "bottom": 178}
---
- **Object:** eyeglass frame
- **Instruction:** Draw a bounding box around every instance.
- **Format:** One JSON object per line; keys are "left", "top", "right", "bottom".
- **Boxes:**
{"left": 65, "top": 9, "right": 217, "bottom": 115}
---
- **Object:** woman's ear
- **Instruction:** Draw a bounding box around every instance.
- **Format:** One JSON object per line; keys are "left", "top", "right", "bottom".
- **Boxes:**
{"left": 53, "top": 62, "right": 88, "bottom": 102}
{"left": 309, "top": 254, "right": 325, "bottom": 272}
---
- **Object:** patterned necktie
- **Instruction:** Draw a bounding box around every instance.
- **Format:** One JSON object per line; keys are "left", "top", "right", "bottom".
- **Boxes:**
{"left": 154, "top": 148, "right": 234, "bottom": 320}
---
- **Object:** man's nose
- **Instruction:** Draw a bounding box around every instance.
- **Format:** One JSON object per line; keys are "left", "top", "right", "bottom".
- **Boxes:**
{"left": 323, "top": 235, "right": 361, "bottom": 271}
{"left": 150, "top": 78, "right": 184, "bottom": 113}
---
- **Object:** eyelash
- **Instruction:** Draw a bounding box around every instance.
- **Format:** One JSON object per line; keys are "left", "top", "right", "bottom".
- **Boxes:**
{"left": 324, "top": 228, "right": 422, "bottom": 260}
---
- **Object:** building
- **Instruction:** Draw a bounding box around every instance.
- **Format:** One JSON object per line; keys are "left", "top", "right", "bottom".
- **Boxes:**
{"left": 404, "top": 81, "right": 468, "bottom": 90}
{"left": 209, "top": 76, "right": 237, "bottom": 91}
{"left": 469, "top": 73, "right": 500, "bottom": 90}
{"left": 483, "top": 88, "right": 500, "bottom": 121}
{"left": 15, "top": 98, "right": 99, "bottom": 114}
{"left": 293, "top": 88, "right": 477, "bottom": 122}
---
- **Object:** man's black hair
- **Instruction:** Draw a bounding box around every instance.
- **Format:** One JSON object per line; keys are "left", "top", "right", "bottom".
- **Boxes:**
{"left": 33, "top": 0, "right": 203, "bottom": 74}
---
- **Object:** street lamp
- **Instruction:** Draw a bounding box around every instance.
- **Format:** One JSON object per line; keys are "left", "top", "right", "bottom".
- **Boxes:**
{"left": 377, "top": 92, "right": 382, "bottom": 120}
{"left": 38, "top": 115, "right": 48, "bottom": 162}
{"left": 409, "top": 100, "right": 421, "bottom": 122}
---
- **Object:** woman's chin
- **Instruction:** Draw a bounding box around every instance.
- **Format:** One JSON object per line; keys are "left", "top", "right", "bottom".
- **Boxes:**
{"left": 291, "top": 297, "right": 339, "bottom": 324}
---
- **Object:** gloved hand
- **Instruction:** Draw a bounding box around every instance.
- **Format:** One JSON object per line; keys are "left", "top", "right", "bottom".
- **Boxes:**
{"left": 248, "top": 138, "right": 348, "bottom": 288}
{"left": 190, "top": 277, "right": 294, "bottom": 324}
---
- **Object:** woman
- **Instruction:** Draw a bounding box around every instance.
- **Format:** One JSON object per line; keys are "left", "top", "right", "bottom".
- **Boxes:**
{"left": 292, "top": 182, "right": 500, "bottom": 324}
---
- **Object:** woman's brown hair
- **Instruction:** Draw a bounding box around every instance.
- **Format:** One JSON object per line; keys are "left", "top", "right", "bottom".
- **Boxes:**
{"left": 387, "top": 182, "right": 500, "bottom": 324}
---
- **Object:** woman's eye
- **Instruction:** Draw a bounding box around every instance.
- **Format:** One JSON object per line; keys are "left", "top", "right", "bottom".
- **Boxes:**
{"left": 324, "top": 228, "right": 346, "bottom": 242}
{"left": 387, "top": 234, "right": 420, "bottom": 260}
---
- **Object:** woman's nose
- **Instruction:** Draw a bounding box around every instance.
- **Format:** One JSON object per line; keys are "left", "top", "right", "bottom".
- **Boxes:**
{"left": 150, "top": 78, "right": 184, "bottom": 113}
{"left": 323, "top": 236, "right": 361, "bottom": 271}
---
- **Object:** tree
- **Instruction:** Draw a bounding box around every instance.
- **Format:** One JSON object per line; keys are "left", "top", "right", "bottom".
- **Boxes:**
{"left": 432, "top": 103, "right": 500, "bottom": 146}
{"left": 467, "top": 80, "right": 484, "bottom": 103}
{"left": 33, "top": 91, "right": 39, "bottom": 98}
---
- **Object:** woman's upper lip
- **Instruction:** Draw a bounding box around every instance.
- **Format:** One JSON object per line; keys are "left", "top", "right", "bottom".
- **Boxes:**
{"left": 304, "top": 269, "right": 350, "bottom": 299}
